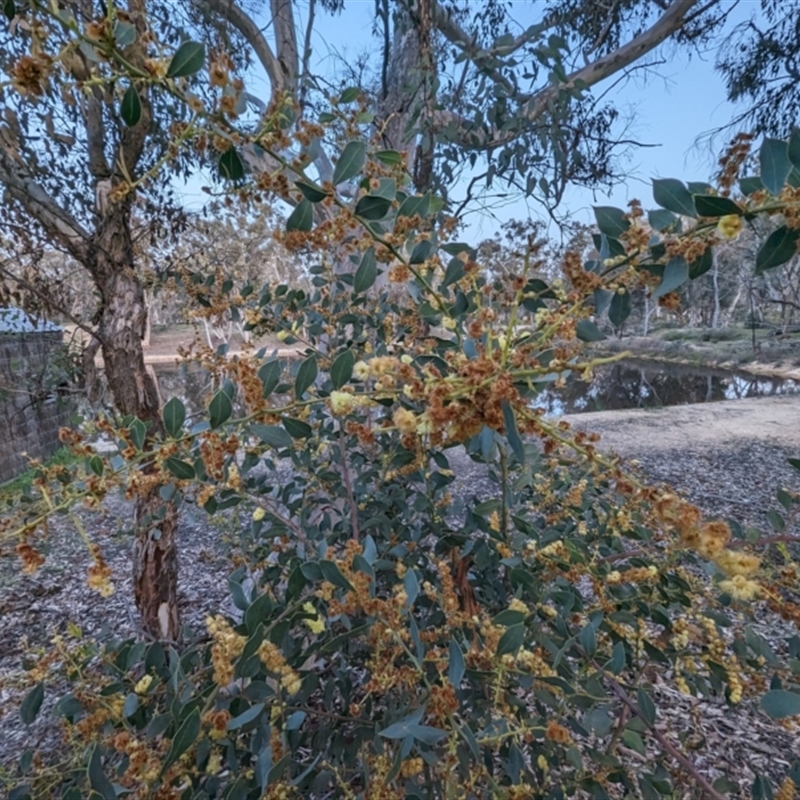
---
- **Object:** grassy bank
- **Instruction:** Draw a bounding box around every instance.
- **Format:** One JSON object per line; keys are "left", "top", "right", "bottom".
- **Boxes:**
{"left": 592, "top": 325, "right": 800, "bottom": 378}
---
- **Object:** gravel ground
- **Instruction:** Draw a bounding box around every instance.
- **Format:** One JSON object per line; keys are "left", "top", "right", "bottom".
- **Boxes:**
{"left": 1, "top": 396, "right": 799, "bottom": 796}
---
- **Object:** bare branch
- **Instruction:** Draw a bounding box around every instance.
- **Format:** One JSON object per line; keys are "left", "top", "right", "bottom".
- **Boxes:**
{"left": 436, "top": 0, "right": 715, "bottom": 152}
{"left": 203, "top": 0, "right": 292, "bottom": 100}
{"left": 0, "top": 141, "right": 90, "bottom": 263}
{"left": 583, "top": 0, "right": 622, "bottom": 62}
{"left": 299, "top": 0, "right": 316, "bottom": 108}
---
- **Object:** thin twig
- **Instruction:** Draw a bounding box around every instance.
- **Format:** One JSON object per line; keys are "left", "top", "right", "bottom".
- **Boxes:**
{"left": 338, "top": 426, "right": 360, "bottom": 542}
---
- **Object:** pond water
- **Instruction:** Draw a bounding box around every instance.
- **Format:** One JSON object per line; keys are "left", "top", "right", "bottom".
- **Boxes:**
{"left": 533, "top": 359, "right": 800, "bottom": 416}
{"left": 152, "top": 358, "right": 800, "bottom": 421}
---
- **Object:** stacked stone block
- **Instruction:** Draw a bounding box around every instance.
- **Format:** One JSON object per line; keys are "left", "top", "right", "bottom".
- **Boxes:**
{"left": 0, "top": 320, "right": 73, "bottom": 483}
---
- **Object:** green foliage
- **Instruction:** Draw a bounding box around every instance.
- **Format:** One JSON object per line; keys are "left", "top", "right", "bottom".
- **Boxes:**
{"left": 3, "top": 28, "right": 800, "bottom": 800}
{"left": 167, "top": 41, "right": 206, "bottom": 78}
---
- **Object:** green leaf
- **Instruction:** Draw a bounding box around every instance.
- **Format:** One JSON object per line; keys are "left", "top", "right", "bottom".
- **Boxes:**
{"left": 448, "top": 639, "right": 465, "bottom": 686}
{"left": 789, "top": 457, "right": 800, "bottom": 473}
{"left": 227, "top": 702, "right": 265, "bottom": 731}
{"left": 319, "top": 559, "right": 354, "bottom": 591}
{"left": 376, "top": 149, "right": 403, "bottom": 166}
{"left": 410, "top": 239, "right": 434, "bottom": 264}
{"left": 739, "top": 176, "right": 764, "bottom": 196}
{"left": 165, "top": 457, "right": 195, "bottom": 480}
{"left": 579, "top": 623, "right": 596, "bottom": 657}
{"left": 688, "top": 181, "right": 713, "bottom": 194}
{"left": 354, "top": 247, "right": 377, "bottom": 294}
{"left": 647, "top": 208, "right": 678, "bottom": 232}
{"left": 251, "top": 424, "right": 293, "bottom": 449}
{"left": 20, "top": 682, "right": 44, "bottom": 724}
{"left": 330, "top": 350, "right": 355, "bottom": 389}
{"left": 380, "top": 708, "right": 424, "bottom": 739}
{"left": 654, "top": 257, "right": 689, "bottom": 298}
{"left": 622, "top": 729, "right": 646, "bottom": 756}
{"left": 286, "top": 199, "right": 313, "bottom": 232}
{"left": 442, "top": 257, "right": 465, "bottom": 289}
{"left": 593, "top": 206, "right": 630, "bottom": 238}
{"left": 129, "top": 418, "right": 147, "bottom": 450}
{"left": 689, "top": 247, "right": 713, "bottom": 280}
{"left": 501, "top": 400, "right": 525, "bottom": 464}
{"left": 113, "top": 19, "right": 136, "bottom": 46}
{"left": 767, "top": 509, "right": 785, "bottom": 533}
{"left": 608, "top": 290, "right": 632, "bottom": 327}
{"left": 755, "top": 225, "right": 800, "bottom": 274}
{"left": 88, "top": 744, "right": 116, "bottom": 800}
{"left": 295, "top": 180, "right": 328, "bottom": 203}
{"left": 4, "top": 0, "right": 16, "bottom": 22}
{"left": 167, "top": 41, "right": 205, "bottom": 78}
{"left": 693, "top": 195, "right": 742, "bottom": 217}
{"left": 407, "top": 724, "right": 447, "bottom": 745}
{"left": 332, "top": 141, "right": 366, "bottom": 185}
{"left": 760, "top": 689, "right": 800, "bottom": 719}
{"left": 355, "top": 194, "right": 391, "bottom": 220}
{"left": 120, "top": 85, "right": 141, "bottom": 126}
{"left": 576, "top": 319, "right": 605, "bottom": 342}
{"left": 161, "top": 708, "right": 200, "bottom": 776}
{"left": 282, "top": 416, "right": 312, "bottom": 438}
{"left": 89, "top": 455, "right": 104, "bottom": 477}
{"left": 219, "top": 147, "right": 245, "bottom": 181}
{"left": 339, "top": 86, "right": 360, "bottom": 103}
{"left": 788, "top": 127, "right": 800, "bottom": 171}
{"left": 162, "top": 397, "right": 186, "bottom": 438}
{"left": 610, "top": 641, "right": 626, "bottom": 674}
{"left": 759, "top": 137, "right": 792, "bottom": 195}
{"left": 208, "top": 389, "right": 233, "bottom": 428}
{"left": 397, "top": 194, "right": 430, "bottom": 219}
{"left": 652, "top": 178, "right": 696, "bottom": 217}
{"left": 496, "top": 624, "right": 525, "bottom": 658}
{"left": 294, "top": 355, "right": 318, "bottom": 398}
{"left": 636, "top": 687, "right": 657, "bottom": 726}
{"left": 123, "top": 692, "right": 139, "bottom": 719}
{"left": 258, "top": 360, "right": 282, "bottom": 397}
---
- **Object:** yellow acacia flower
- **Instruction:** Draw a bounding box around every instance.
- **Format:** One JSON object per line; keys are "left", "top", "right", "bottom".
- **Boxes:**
{"left": 717, "top": 214, "right": 743, "bottom": 240}
{"left": 302, "top": 601, "right": 325, "bottom": 634}
{"left": 329, "top": 390, "right": 355, "bottom": 415}
{"left": 416, "top": 414, "right": 433, "bottom": 435}
{"left": 252, "top": 507, "right": 266, "bottom": 521}
{"left": 507, "top": 597, "right": 528, "bottom": 614}
{"left": 134, "top": 674, "right": 153, "bottom": 695}
{"left": 393, "top": 407, "right": 417, "bottom": 434}
{"left": 400, "top": 354, "right": 413, "bottom": 365}
{"left": 353, "top": 360, "right": 371, "bottom": 380}
{"left": 719, "top": 574, "right": 761, "bottom": 601}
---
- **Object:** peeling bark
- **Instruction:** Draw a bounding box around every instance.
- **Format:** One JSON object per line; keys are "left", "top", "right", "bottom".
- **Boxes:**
{"left": 93, "top": 207, "right": 180, "bottom": 642}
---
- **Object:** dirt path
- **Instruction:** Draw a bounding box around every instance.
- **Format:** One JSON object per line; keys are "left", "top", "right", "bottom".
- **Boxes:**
{"left": 565, "top": 395, "right": 800, "bottom": 456}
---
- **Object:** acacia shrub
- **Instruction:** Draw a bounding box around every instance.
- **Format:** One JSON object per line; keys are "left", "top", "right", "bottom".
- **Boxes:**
{"left": 2, "top": 22, "right": 800, "bottom": 800}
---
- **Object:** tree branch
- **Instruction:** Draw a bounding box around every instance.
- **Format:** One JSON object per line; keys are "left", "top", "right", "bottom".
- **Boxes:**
{"left": 270, "top": 0, "right": 299, "bottom": 96}
{"left": 435, "top": 0, "right": 715, "bottom": 152}
{"left": 299, "top": 0, "right": 316, "bottom": 108}
{"left": 0, "top": 142, "right": 90, "bottom": 264}
{"left": 203, "top": 0, "right": 291, "bottom": 101}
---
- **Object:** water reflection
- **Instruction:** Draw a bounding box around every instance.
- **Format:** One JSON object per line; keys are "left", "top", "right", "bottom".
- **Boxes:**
{"left": 153, "top": 359, "right": 800, "bottom": 421}
{"left": 155, "top": 364, "right": 220, "bottom": 419}
{"left": 533, "top": 359, "right": 800, "bottom": 416}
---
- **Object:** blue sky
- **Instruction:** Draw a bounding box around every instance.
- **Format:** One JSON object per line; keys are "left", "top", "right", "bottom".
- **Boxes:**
{"left": 179, "top": 1, "right": 754, "bottom": 240}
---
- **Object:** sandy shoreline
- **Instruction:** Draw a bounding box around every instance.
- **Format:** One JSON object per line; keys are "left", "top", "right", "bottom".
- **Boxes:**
{"left": 564, "top": 394, "right": 800, "bottom": 455}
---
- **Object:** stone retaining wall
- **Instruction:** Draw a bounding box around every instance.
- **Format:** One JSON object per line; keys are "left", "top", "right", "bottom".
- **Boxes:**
{"left": 0, "top": 331, "right": 72, "bottom": 483}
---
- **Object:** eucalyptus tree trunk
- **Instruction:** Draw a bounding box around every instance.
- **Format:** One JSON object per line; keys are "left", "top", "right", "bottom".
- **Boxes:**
{"left": 94, "top": 207, "right": 180, "bottom": 641}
